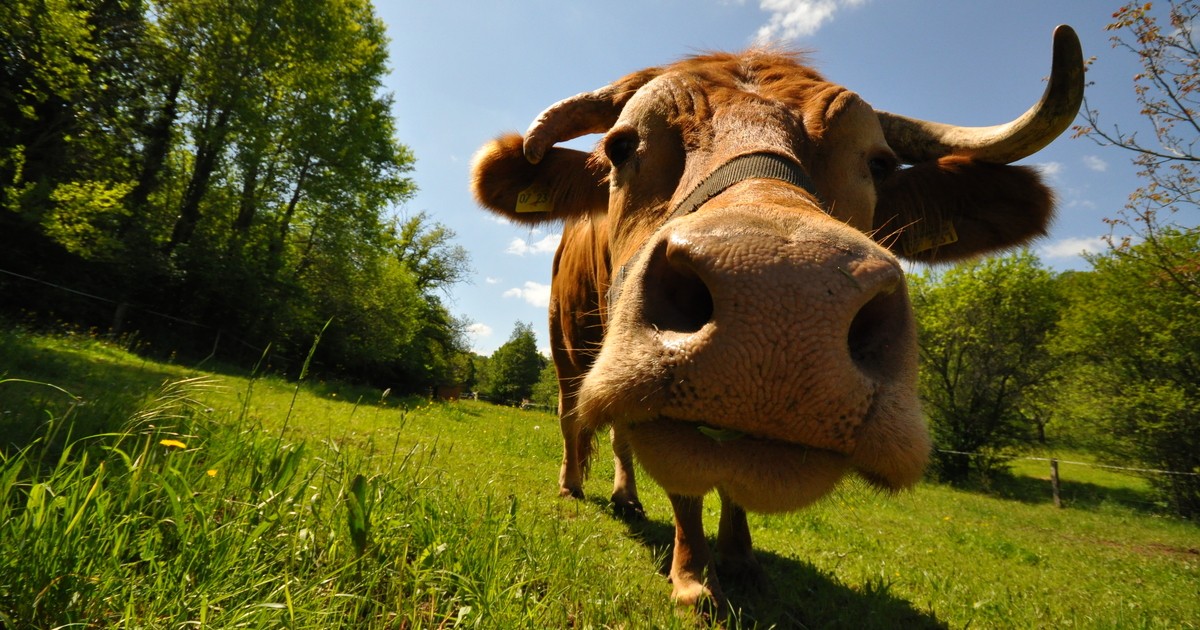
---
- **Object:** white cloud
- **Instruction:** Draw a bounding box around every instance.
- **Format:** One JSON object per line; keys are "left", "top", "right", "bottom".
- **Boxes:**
{"left": 484, "top": 276, "right": 501, "bottom": 284}
{"left": 503, "top": 281, "right": 552, "bottom": 307}
{"left": 1038, "top": 161, "right": 1063, "bottom": 178}
{"left": 1083, "top": 155, "right": 1108, "bottom": 172}
{"left": 753, "top": 0, "right": 867, "bottom": 44}
{"left": 506, "top": 233, "right": 561, "bottom": 256}
{"left": 1039, "top": 236, "right": 1107, "bottom": 260}
{"left": 466, "top": 322, "right": 494, "bottom": 339}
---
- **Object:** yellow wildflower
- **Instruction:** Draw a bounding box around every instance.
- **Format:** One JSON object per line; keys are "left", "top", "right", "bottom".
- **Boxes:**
{"left": 206, "top": 469, "right": 218, "bottom": 477}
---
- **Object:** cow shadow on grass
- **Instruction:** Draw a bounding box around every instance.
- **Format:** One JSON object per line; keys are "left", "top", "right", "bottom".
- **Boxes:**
{"left": 595, "top": 498, "right": 948, "bottom": 629}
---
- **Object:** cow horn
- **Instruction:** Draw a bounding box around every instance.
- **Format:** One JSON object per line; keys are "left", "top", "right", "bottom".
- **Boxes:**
{"left": 877, "top": 25, "right": 1084, "bottom": 164}
{"left": 523, "top": 68, "right": 661, "bottom": 164}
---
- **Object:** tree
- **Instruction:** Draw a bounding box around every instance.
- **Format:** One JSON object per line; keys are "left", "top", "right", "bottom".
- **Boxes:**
{"left": 1053, "top": 232, "right": 1200, "bottom": 516}
{"left": 1075, "top": 0, "right": 1199, "bottom": 253}
{"left": 530, "top": 362, "right": 559, "bottom": 410}
{"left": 482, "top": 323, "right": 545, "bottom": 405}
{"left": 393, "top": 211, "right": 471, "bottom": 293}
{"left": 0, "top": 0, "right": 99, "bottom": 212}
{"left": 910, "top": 252, "right": 1061, "bottom": 483}
{"left": 0, "top": 0, "right": 472, "bottom": 393}
{"left": 1067, "top": 0, "right": 1200, "bottom": 517}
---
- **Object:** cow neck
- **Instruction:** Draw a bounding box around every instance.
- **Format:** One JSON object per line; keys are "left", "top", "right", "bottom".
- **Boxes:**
{"left": 606, "top": 152, "right": 823, "bottom": 309}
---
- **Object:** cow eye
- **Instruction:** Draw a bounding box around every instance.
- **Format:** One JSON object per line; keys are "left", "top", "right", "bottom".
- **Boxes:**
{"left": 868, "top": 154, "right": 897, "bottom": 180}
{"left": 604, "top": 128, "right": 639, "bottom": 167}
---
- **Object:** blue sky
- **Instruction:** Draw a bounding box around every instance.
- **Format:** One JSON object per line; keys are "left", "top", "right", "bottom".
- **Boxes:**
{"left": 378, "top": 0, "right": 1190, "bottom": 355}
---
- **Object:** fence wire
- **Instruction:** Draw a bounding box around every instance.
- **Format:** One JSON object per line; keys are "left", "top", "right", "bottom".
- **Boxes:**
{"left": 935, "top": 449, "right": 1200, "bottom": 477}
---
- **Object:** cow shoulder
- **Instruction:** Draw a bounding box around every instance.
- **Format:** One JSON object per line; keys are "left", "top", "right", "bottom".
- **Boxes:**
{"left": 471, "top": 133, "right": 609, "bottom": 225}
{"left": 874, "top": 155, "right": 1054, "bottom": 262}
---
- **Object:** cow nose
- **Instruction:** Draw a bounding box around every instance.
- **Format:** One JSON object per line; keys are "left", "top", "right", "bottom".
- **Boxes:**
{"left": 844, "top": 263, "right": 910, "bottom": 381}
{"left": 637, "top": 219, "right": 912, "bottom": 389}
{"left": 640, "top": 237, "right": 715, "bottom": 335}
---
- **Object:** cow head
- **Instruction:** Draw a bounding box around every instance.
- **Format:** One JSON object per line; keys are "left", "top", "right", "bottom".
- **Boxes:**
{"left": 471, "top": 27, "right": 1082, "bottom": 513}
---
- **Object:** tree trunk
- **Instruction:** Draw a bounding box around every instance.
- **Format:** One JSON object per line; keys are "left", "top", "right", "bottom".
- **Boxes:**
{"left": 126, "top": 73, "right": 183, "bottom": 221}
{"left": 234, "top": 155, "right": 261, "bottom": 232}
{"left": 163, "top": 105, "right": 232, "bottom": 255}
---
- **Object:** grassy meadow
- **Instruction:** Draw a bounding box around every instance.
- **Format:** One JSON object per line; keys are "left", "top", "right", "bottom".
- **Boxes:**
{"left": 0, "top": 328, "right": 1196, "bottom": 628}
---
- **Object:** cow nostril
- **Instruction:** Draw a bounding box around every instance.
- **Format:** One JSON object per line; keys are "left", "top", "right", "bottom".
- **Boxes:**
{"left": 641, "top": 242, "right": 713, "bottom": 334}
{"left": 847, "top": 281, "right": 909, "bottom": 380}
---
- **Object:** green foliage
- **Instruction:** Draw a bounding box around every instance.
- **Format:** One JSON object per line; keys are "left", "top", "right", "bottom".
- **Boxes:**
{"left": 393, "top": 211, "right": 471, "bottom": 293}
{"left": 42, "top": 180, "right": 134, "bottom": 259}
{"left": 910, "top": 251, "right": 1061, "bottom": 482}
{"left": 481, "top": 322, "right": 546, "bottom": 404}
{"left": 1053, "top": 230, "right": 1200, "bottom": 516}
{"left": 0, "top": 0, "right": 99, "bottom": 210}
{"left": 0, "top": 0, "right": 470, "bottom": 391}
{"left": 530, "top": 361, "right": 559, "bottom": 409}
{"left": 1067, "top": 0, "right": 1200, "bottom": 518}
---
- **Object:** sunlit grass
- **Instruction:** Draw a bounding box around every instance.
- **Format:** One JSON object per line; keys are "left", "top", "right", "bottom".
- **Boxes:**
{"left": 0, "top": 328, "right": 1196, "bottom": 628}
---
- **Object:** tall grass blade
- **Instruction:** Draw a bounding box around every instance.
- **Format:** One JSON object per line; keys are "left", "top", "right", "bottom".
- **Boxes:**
{"left": 347, "top": 473, "right": 370, "bottom": 555}
{"left": 64, "top": 462, "right": 104, "bottom": 535}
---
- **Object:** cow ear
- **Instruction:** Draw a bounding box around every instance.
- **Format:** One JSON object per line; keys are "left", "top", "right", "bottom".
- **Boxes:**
{"left": 471, "top": 133, "right": 609, "bottom": 225}
{"left": 873, "top": 155, "right": 1054, "bottom": 263}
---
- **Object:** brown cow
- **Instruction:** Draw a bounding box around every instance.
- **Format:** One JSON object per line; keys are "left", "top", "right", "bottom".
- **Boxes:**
{"left": 471, "top": 27, "right": 1083, "bottom": 613}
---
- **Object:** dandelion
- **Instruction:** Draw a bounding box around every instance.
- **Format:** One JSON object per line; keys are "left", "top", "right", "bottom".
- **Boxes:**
{"left": 206, "top": 469, "right": 218, "bottom": 477}
{"left": 160, "top": 439, "right": 187, "bottom": 449}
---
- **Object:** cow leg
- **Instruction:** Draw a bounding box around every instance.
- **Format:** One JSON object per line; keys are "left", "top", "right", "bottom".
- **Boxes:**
{"left": 557, "top": 393, "right": 589, "bottom": 499}
{"left": 716, "top": 489, "right": 764, "bottom": 586}
{"left": 609, "top": 424, "right": 644, "bottom": 519}
{"left": 667, "top": 493, "right": 725, "bottom": 616}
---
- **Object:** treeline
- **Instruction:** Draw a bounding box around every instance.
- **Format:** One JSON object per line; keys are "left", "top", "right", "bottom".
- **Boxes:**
{"left": 911, "top": 235, "right": 1199, "bottom": 518}
{"left": 458, "top": 322, "right": 556, "bottom": 409}
{"left": 922, "top": 0, "right": 1200, "bottom": 518}
{"left": 0, "top": 0, "right": 471, "bottom": 390}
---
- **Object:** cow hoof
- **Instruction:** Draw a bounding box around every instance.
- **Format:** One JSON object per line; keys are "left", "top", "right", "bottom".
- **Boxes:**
{"left": 559, "top": 486, "right": 584, "bottom": 500}
{"left": 611, "top": 496, "right": 646, "bottom": 521}
{"left": 670, "top": 581, "right": 726, "bottom": 623}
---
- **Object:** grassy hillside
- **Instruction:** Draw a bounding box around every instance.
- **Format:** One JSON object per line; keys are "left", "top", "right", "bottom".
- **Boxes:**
{"left": 1, "top": 328, "right": 1196, "bottom": 628}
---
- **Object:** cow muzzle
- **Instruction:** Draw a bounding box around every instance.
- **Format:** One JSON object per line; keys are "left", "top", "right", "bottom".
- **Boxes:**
{"left": 578, "top": 199, "right": 929, "bottom": 504}
{"left": 645, "top": 204, "right": 914, "bottom": 450}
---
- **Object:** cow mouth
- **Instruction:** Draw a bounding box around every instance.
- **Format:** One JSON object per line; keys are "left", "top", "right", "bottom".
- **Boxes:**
{"left": 620, "top": 380, "right": 925, "bottom": 506}
{"left": 624, "top": 415, "right": 855, "bottom": 512}
{"left": 652, "top": 414, "right": 861, "bottom": 460}
{"left": 636, "top": 414, "right": 850, "bottom": 449}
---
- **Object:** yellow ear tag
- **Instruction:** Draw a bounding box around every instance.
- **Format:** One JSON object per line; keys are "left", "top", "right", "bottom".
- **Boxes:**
{"left": 515, "top": 186, "right": 553, "bottom": 214}
{"left": 904, "top": 221, "right": 958, "bottom": 256}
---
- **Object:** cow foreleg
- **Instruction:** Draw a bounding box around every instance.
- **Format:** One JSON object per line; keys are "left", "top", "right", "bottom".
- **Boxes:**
{"left": 716, "top": 489, "right": 765, "bottom": 587}
{"left": 609, "top": 424, "right": 644, "bottom": 519}
{"left": 668, "top": 493, "right": 726, "bottom": 617}
{"left": 557, "top": 393, "right": 590, "bottom": 499}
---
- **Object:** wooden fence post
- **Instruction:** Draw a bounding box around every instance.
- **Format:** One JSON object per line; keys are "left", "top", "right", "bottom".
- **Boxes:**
{"left": 1050, "top": 458, "right": 1062, "bottom": 508}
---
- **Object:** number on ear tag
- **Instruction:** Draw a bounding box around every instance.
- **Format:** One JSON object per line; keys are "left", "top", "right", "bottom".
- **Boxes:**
{"left": 516, "top": 186, "right": 553, "bottom": 213}
{"left": 904, "top": 221, "right": 958, "bottom": 256}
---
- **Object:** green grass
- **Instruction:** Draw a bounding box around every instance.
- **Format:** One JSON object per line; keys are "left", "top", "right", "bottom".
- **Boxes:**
{"left": 1, "top": 328, "right": 1196, "bottom": 628}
